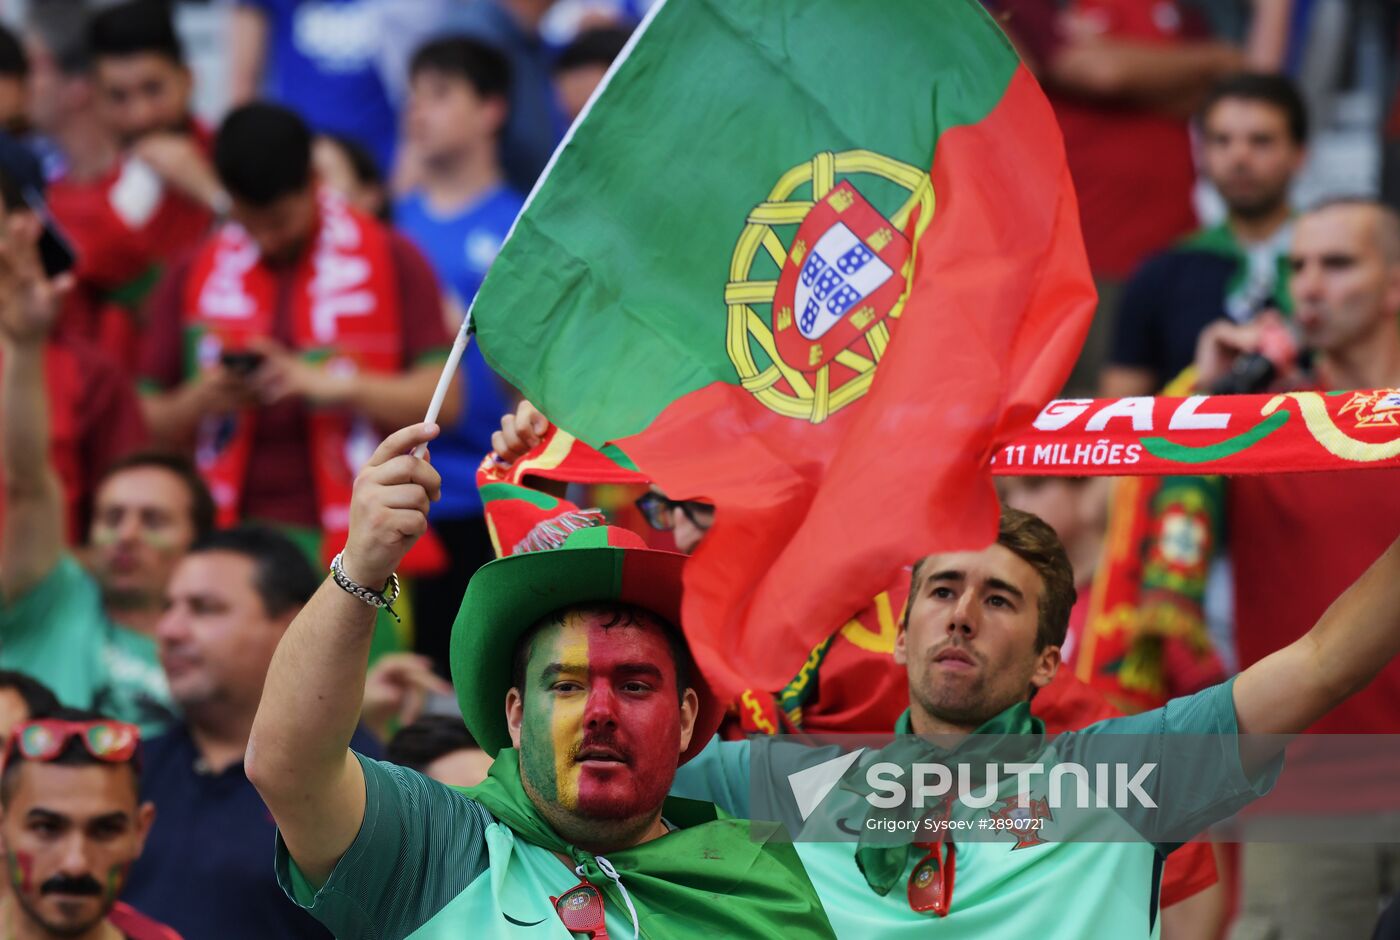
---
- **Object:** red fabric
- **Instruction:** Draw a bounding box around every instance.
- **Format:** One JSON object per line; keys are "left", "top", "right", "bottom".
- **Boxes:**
{"left": 142, "top": 216, "right": 449, "bottom": 532}
{"left": 1230, "top": 468, "right": 1400, "bottom": 733}
{"left": 618, "top": 66, "right": 1094, "bottom": 697}
{"left": 796, "top": 572, "right": 913, "bottom": 737}
{"left": 1046, "top": 0, "right": 1200, "bottom": 279}
{"left": 990, "top": 389, "right": 1400, "bottom": 477}
{"left": 180, "top": 192, "right": 431, "bottom": 569}
{"left": 0, "top": 340, "right": 148, "bottom": 544}
{"left": 1033, "top": 669, "right": 1219, "bottom": 905}
{"left": 107, "top": 900, "right": 184, "bottom": 940}
{"left": 48, "top": 151, "right": 213, "bottom": 368}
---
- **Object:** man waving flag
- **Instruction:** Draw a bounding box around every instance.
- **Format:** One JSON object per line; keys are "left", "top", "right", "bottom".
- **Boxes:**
{"left": 470, "top": 0, "right": 1095, "bottom": 696}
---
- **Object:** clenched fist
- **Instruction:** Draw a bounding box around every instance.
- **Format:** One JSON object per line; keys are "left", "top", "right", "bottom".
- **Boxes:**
{"left": 339, "top": 423, "right": 443, "bottom": 589}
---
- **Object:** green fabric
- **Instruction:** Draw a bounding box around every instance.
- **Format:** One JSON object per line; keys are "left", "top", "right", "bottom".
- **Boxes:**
{"left": 105, "top": 263, "right": 164, "bottom": 310}
{"left": 275, "top": 753, "right": 494, "bottom": 939}
{"left": 478, "top": 482, "right": 560, "bottom": 511}
{"left": 672, "top": 679, "right": 1283, "bottom": 937}
{"left": 0, "top": 557, "right": 175, "bottom": 735}
{"left": 853, "top": 702, "right": 1044, "bottom": 895}
{"left": 471, "top": 0, "right": 1018, "bottom": 444}
{"left": 466, "top": 749, "right": 836, "bottom": 939}
{"left": 277, "top": 750, "right": 835, "bottom": 939}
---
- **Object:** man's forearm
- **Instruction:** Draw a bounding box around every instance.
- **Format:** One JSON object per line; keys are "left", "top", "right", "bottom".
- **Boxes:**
{"left": 1304, "top": 536, "right": 1400, "bottom": 705}
{"left": 2, "top": 340, "right": 51, "bottom": 488}
{"left": 139, "top": 384, "right": 204, "bottom": 448}
{"left": 249, "top": 420, "right": 441, "bottom": 882}
{"left": 247, "top": 577, "right": 378, "bottom": 881}
{"left": 1, "top": 339, "right": 62, "bottom": 600}
{"left": 341, "top": 363, "right": 460, "bottom": 428}
{"left": 1050, "top": 41, "right": 1241, "bottom": 107}
{"left": 1235, "top": 535, "right": 1400, "bottom": 735}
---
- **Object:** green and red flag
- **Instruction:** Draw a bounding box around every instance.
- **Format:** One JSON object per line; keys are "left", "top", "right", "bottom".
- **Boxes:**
{"left": 475, "top": 425, "right": 648, "bottom": 556}
{"left": 470, "top": 0, "right": 1095, "bottom": 695}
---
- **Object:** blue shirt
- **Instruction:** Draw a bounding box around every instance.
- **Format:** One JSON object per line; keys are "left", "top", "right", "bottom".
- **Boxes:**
{"left": 395, "top": 185, "right": 523, "bottom": 519}
{"left": 443, "top": 0, "right": 566, "bottom": 191}
{"left": 240, "top": 0, "right": 399, "bottom": 173}
{"left": 1109, "top": 222, "right": 1293, "bottom": 387}
{"left": 123, "top": 723, "right": 383, "bottom": 940}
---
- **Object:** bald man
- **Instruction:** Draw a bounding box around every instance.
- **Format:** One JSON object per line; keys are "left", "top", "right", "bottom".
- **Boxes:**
{"left": 1185, "top": 198, "right": 1400, "bottom": 940}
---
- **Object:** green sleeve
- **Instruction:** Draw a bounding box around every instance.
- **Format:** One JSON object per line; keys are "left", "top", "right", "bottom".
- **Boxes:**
{"left": 275, "top": 752, "right": 494, "bottom": 940}
{"left": 1067, "top": 677, "right": 1283, "bottom": 850}
{"left": 669, "top": 737, "right": 752, "bottom": 817}
{"left": 0, "top": 557, "right": 103, "bottom": 704}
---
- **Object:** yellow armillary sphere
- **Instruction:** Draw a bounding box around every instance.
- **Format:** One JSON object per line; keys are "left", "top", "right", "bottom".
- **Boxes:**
{"left": 725, "top": 149, "right": 934, "bottom": 423}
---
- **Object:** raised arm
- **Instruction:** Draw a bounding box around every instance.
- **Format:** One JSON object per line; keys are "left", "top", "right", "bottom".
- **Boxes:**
{"left": 228, "top": 3, "right": 270, "bottom": 107}
{"left": 246, "top": 422, "right": 441, "bottom": 883}
{"left": 0, "top": 211, "right": 69, "bottom": 602}
{"left": 1234, "top": 534, "right": 1400, "bottom": 736}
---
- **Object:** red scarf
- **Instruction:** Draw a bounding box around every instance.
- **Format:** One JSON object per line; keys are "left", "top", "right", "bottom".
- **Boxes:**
{"left": 182, "top": 192, "right": 417, "bottom": 566}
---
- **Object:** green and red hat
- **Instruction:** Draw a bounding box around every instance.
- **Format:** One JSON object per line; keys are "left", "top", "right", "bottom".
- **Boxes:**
{"left": 450, "top": 524, "right": 723, "bottom": 764}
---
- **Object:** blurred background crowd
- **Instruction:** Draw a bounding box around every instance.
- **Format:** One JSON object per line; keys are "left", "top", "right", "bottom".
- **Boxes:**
{"left": 0, "top": 0, "right": 1397, "bottom": 938}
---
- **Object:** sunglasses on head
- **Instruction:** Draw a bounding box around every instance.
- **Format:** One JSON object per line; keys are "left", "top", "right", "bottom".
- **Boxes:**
{"left": 633, "top": 492, "right": 714, "bottom": 532}
{"left": 3, "top": 720, "right": 140, "bottom": 767}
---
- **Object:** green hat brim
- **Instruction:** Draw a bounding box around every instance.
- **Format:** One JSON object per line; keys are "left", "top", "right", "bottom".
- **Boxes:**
{"left": 450, "top": 543, "right": 723, "bottom": 764}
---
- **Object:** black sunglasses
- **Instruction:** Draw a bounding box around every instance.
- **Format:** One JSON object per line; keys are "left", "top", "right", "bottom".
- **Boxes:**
{"left": 634, "top": 492, "right": 714, "bottom": 531}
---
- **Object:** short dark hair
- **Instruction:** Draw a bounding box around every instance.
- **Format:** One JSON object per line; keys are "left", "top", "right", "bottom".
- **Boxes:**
{"left": 1199, "top": 72, "right": 1308, "bottom": 145}
{"left": 510, "top": 603, "right": 693, "bottom": 703}
{"left": 214, "top": 103, "right": 313, "bottom": 206}
{"left": 0, "top": 671, "right": 61, "bottom": 720}
{"left": 0, "top": 706, "right": 140, "bottom": 805}
{"left": 96, "top": 451, "right": 216, "bottom": 541}
{"left": 320, "top": 132, "right": 383, "bottom": 189}
{"left": 904, "top": 506, "right": 1077, "bottom": 652}
{"left": 86, "top": 0, "right": 183, "bottom": 67}
{"left": 555, "top": 26, "right": 630, "bottom": 74}
{"left": 28, "top": 0, "right": 92, "bottom": 75}
{"left": 186, "top": 525, "right": 319, "bottom": 618}
{"left": 0, "top": 24, "right": 29, "bottom": 78}
{"left": 388, "top": 715, "right": 481, "bottom": 772}
{"left": 87, "top": 0, "right": 184, "bottom": 66}
{"left": 95, "top": 451, "right": 215, "bottom": 540}
{"left": 409, "top": 35, "right": 512, "bottom": 100}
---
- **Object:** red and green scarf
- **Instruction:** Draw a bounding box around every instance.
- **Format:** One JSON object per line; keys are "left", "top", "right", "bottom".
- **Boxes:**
{"left": 182, "top": 191, "right": 403, "bottom": 563}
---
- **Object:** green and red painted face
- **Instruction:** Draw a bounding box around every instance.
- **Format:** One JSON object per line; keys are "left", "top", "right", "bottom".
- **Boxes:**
{"left": 517, "top": 609, "right": 687, "bottom": 820}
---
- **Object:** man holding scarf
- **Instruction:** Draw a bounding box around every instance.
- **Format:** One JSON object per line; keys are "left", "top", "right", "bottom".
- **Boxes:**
{"left": 670, "top": 509, "right": 1400, "bottom": 936}
{"left": 139, "top": 104, "right": 455, "bottom": 568}
{"left": 247, "top": 423, "right": 838, "bottom": 938}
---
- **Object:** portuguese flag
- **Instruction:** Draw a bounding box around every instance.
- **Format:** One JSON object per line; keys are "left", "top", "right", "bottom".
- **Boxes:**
{"left": 471, "top": 0, "right": 1094, "bottom": 696}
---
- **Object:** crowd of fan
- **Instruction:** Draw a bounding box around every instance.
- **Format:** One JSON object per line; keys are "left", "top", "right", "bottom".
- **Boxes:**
{"left": 0, "top": 0, "right": 1395, "bottom": 938}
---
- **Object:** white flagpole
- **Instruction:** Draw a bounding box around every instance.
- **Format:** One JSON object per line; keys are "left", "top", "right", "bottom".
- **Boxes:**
{"left": 412, "top": 311, "right": 472, "bottom": 458}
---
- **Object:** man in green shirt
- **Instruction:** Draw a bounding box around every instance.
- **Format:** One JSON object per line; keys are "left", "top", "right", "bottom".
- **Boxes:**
{"left": 248, "top": 423, "right": 837, "bottom": 939}
{"left": 0, "top": 184, "right": 214, "bottom": 735}
{"left": 671, "top": 508, "right": 1400, "bottom": 937}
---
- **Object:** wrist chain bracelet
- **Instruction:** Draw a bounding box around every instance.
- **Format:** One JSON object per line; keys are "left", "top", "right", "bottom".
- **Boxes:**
{"left": 330, "top": 552, "right": 402, "bottom": 622}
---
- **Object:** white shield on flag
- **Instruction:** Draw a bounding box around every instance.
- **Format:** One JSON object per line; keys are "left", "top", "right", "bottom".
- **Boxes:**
{"left": 793, "top": 222, "right": 894, "bottom": 341}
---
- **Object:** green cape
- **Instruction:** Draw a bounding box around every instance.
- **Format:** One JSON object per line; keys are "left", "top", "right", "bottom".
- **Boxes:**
{"left": 465, "top": 749, "right": 836, "bottom": 938}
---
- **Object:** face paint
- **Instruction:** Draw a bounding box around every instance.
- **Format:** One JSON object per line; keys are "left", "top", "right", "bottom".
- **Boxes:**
{"left": 102, "top": 862, "right": 128, "bottom": 902}
{"left": 518, "top": 609, "right": 686, "bottom": 823}
{"left": 520, "top": 619, "right": 585, "bottom": 810}
{"left": 7, "top": 850, "right": 33, "bottom": 893}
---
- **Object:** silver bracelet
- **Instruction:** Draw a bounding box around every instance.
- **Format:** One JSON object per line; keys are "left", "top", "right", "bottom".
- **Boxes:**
{"left": 330, "top": 552, "right": 402, "bottom": 622}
